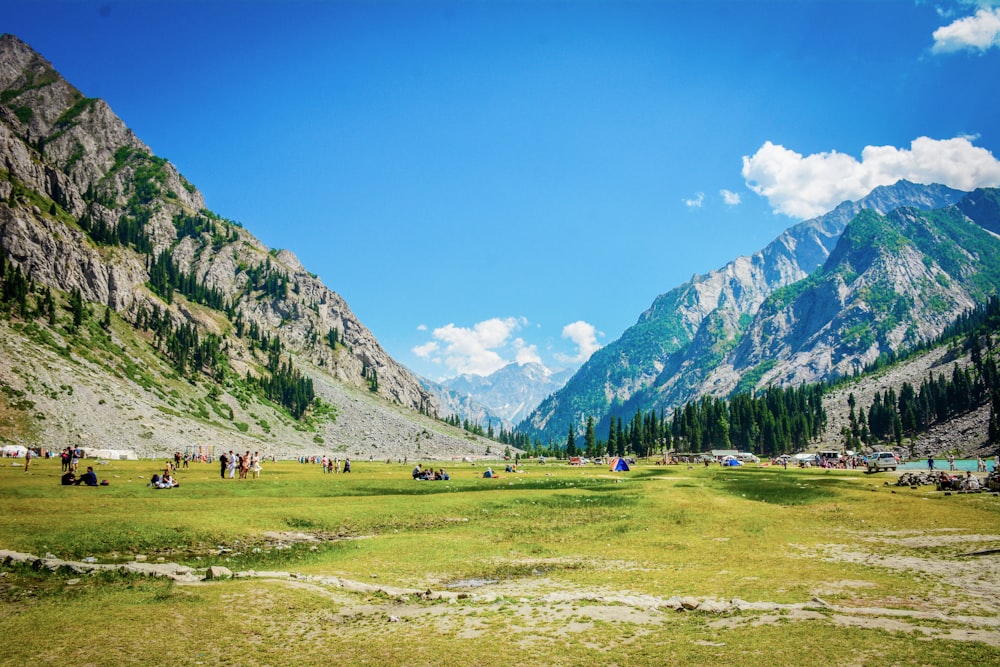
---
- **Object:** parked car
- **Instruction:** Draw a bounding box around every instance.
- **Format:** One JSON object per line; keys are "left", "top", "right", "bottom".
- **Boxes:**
{"left": 867, "top": 451, "right": 898, "bottom": 472}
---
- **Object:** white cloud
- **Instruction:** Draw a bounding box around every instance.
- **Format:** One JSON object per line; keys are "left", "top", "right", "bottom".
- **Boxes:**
{"left": 742, "top": 136, "right": 1000, "bottom": 219}
{"left": 932, "top": 7, "right": 1000, "bottom": 53}
{"left": 514, "top": 338, "right": 542, "bottom": 365}
{"left": 416, "top": 324, "right": 427, "bottom": 331}
{"left": 412, "top": 341, "right": 438, "bottom": 358}
{"left": 555, "top": 321, "right": 602, "bottom": 365}
{"left": 720, "top": 189, "right": 742, "bottom": 206}
{"left": 683, "top": 192, "right": 705, "bottom": 208}
{"left": 420, "top": 317, "right": 527, "bottom": 376}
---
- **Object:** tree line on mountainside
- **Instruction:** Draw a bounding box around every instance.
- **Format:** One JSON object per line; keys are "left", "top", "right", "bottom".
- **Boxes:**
{"left": 846, "top": 296, "right": 1000, "bottom": 450}
{"left": 0, "top": 210, "right": 314, "bottom": 421}
{"left": 543, "top": 383, "right": 827, "bottom": 460}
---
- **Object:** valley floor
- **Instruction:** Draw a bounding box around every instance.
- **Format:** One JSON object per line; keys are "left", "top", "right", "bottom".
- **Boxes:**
{"left": 1, "top": 460, "right": 998, "bottom": 666}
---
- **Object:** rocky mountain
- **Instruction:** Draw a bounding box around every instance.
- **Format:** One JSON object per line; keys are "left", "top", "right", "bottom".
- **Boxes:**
{"left": 520, "top": 180, "right": 969, "bottom": 442}
{"left": 435, "top": 362, "right": 573, "bottom": 429}
{"left": 0, "top": 34, "right": 499, "bottom": 459}
{"left": 696, "top": 188, "right": 1000, "bottom": 397}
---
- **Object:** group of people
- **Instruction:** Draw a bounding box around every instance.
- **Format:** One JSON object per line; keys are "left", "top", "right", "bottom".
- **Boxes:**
{"left": 937, "top": 470, "right": 983, "bottom": 491}
{"left": 320, "top": 455, "right": 351, "bottom": 474}
{"left": 61, "top": 466, "right": 99, "bottom": 486}
{"left": 148, "top": 471, "right": 179, "bottom": 488}
{"left": 59, "top": 447, "right": 84, "bottom": 474}
{"left": 411, "top": 464, "right": 449, "bottom": 480}
{"left": 218, "top": 451, "right": 263, "bottom": 480}
{"left": 930, "top": 454, "right": 998, "bottom": 472}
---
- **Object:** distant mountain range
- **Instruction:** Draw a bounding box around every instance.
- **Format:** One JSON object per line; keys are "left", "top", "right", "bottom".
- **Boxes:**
{"left": 520, "top": 181, "right": 1000, "bottom": 443}
{"left": 420, "top": 362, "right": 573, "bottom": 430}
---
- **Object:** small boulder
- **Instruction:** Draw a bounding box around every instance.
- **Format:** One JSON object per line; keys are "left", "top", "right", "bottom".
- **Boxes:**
{"left": 206, "top": 565, "right": 233, "bottom": 580}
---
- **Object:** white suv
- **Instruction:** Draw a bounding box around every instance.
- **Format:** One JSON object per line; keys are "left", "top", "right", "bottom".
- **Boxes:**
{"left": 867, "top": 452, "right": 897, "bottom": 472}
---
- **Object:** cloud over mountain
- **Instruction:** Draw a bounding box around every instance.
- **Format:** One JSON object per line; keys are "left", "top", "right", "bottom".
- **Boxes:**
{"left": 555, "top": 321, "right": 602, "bottom": 365}
{"left": 742, "top": 136, "right": 1000, "bottom": 218}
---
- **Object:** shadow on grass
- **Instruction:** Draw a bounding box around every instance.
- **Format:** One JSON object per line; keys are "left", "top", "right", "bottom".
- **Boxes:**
{"left": 711, "top": 468, "right": 839, "bottom": 505}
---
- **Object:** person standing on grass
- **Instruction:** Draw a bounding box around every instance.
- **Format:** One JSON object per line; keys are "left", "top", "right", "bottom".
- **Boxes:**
{"left": 219, "top": 451, "right": 228, "bottom": 479}
{"left": 241, "top": 451, "right": 251, "bottom": 479}
{"left": 23, "top": 448, "right": 31, "bottom": 472}
{"left": 228, "top": 451, "right": 237, "bottom": 479}
{"left": 251, "top": 451, "right": 261, "bottom": 480}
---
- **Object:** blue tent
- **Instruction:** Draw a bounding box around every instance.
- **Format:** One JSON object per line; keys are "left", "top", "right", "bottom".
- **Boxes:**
{"left": 609, "top": 457, "right": 630, "bottom": 472}
{"left": 722, "top": 457, "right": 742, "bottom": 467}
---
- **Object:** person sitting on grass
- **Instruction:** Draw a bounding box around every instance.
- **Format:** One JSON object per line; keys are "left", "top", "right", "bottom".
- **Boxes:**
{"left": 76, "top": 466, "right": 98, "bottom": 486}
{"left": 961, "top": 471, "right": 981, "bottom": 491}
{"left": 482, "top": 467, "right": 494, "bottom": 478}
{"left": 61, "top": 471, "right": 76, "bottom": 485}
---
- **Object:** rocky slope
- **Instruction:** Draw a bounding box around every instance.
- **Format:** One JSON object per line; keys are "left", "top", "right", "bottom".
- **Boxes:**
{"left": 697, "top": 195, "right": 1000, "bottom": 398}
{"left": 0, "top": 34, "right": 499, "bottom": 460}
{"left": 817, "top": 342, "right": 991, "bottom": 458}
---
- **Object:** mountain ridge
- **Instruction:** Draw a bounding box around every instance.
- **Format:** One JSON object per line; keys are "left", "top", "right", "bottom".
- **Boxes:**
{"left": 520, "top": 180, "right": 970, "bottom": 442}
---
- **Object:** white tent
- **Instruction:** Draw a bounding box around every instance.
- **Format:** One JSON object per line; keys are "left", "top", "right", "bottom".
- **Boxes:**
{"left": 2, "top": 444, "right": 29, "bottom": 457}
{"left": 82, "top": 448, "right": 138, "bottom": 460}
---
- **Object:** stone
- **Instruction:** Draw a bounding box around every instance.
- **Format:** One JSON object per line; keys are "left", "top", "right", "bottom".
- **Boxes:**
{"left": 206, "top": 565, "right": 232, "bottom": 580}
{"left": 680, "top": 596, "right": 700, "bottom": 610}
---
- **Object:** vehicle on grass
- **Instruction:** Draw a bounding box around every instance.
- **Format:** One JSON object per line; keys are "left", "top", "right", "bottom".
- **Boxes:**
{"left": 819, "top": 450, "right": 842, "bottom": 464}
{"left": 867, "top": 451, "right": 898, "bottom": 472}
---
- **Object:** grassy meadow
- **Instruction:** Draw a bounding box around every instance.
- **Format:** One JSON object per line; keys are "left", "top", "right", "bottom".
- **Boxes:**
{"left": 1, "top": 456, "right": 998, "bottom": 666}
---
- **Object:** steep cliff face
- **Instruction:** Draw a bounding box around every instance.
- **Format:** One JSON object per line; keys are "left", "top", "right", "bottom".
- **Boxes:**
{"left": 521, "top": 179, "right": 967, "bottom": 441}
{"left": 0, "top": 34, "right": 470, "bottom": 457}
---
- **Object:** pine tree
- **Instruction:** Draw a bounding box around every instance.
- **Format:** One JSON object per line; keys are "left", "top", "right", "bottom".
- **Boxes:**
{"left": 584, "top": 416, "right": 596, "bottom": 457}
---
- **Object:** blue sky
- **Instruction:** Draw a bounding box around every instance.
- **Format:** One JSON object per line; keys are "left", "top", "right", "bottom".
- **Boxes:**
{"left": 4, "top": 1, "right": 1000, "bottom": 381}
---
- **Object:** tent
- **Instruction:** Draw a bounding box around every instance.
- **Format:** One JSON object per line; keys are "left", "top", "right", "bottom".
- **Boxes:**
{"left": 721, "top": 456, "right": 742, "bottom": 467}
{"left": 609, "top": 457, "right": 630, "bottom": 472}
{"left": 2, "top": 444, "right": 28, "bottom": 457}
{"left": 81, "top": 448, "right": 138, "bottom": 460}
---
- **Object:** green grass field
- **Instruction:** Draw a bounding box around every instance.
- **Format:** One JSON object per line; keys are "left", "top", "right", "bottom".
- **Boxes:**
{"left": 1, "top": 457, "right": 998, "bottom": 666}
